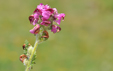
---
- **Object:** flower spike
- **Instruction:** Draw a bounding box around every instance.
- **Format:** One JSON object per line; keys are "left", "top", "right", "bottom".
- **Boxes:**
{"left": 20, "top": 3, "right": 65, "bottom": 71}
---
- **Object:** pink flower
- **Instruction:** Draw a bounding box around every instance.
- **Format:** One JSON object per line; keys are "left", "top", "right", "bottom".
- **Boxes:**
{"left": 30, "top": 24, "right": 40, "bottom": 34}
{"left": 55, "top": 13, "right": 65, "bottom": 25}
{"left": 51, "top": 25, "right": 61, "bottom": 33}
{"left": 42, "top": 11, "right": 51, "bottom": 19}
{"left": 41, "top": 21, "right": 51, "bottom": 26}
{"left": 33, "top": 3, "right": 44, "bottom": 14}
{"left": 29, "top": 3, "right": 65, "bottom": 34}
{"left": 44, "top": 4, "right": 50, "bottom": 9}
{"left": 42, "top": 8, "right": 54, "bottom": 20}
{"left": 33, "top": 3, "right": 50, "bottom": 15}
{"left": 46, "top": 8, "right": 54, "bottom": 14}
{"left": 53, "top": 8, "right": 58, "bottom": 14}
{"left": 33, "top": 8, "right": 42, "bottom": 15}
{"left": 29, "top": 13, "right": 39, "bottom": 25}
{"left": 37, "top": 3, "right": 45, "bottom": 10}
{"left": 34, "top": 3, "right": 54, "bottom": 20}
{"left": 37, "top": 3, "right": 50, "bottom": 10}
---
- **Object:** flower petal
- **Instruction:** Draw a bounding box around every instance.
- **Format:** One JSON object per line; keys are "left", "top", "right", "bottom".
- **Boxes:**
{"left": 42, "top": 11, "right": 51, "bottom": 19}
{"left": 41, "top": 21, "right": 51, "bottom": 26}
{"left": 51, "top": 25, "right": 61, "bottom": 33}
{"left": 56, "top": 13, "right": 65, "bottom": 25}
{"left": 30, "top": 24, "right": 40, "bottom": 34}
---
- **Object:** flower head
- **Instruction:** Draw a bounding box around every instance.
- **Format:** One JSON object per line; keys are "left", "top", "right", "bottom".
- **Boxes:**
{"left": 29, "top": 3, "right": 65, "bottom": 34}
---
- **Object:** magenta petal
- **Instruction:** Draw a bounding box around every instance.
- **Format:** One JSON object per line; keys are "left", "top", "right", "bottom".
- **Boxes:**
{"left": 46, "top": 8, "right": 54, "bottom": 14}
{"left": 31, "top": 14, "right": 39, "bottom": 25}
{"left": 29, "top": 14, "right": 39, "bottom": 25}
{"left": 56, "top": 13, "right": 65, "bottom": 25}
{"left": 56, "top": 18, "right": 61, "bottom": 25}
{"left": 40, "top": 22, "right": 44, "bottom": 25}
{"left": 44, "top": 5, "right": 50, "bottom": 9}
{"left": 58, "top": 13, "right": 65, "bottom": 20}
{"left": 30, "top": 24, "right": 40, "bottom": 34}
{"left": 51, "top": 26, "right": 57, "bottom": 33}
{"left": 33, "top": 8, "right": 42, "bottom": 14}
{"left": 42, "top": 11, "right": 51, "bottom": 19}
{"left": 30, "top": 29, "right": 34, "bottom": 34}
{"left": 36, "top": 3, "right": 50, "bottom": 11}
{"left": 34, "top": 13, "right": 39, "bottom": 18}
{"left": 41, "top": 21, "right": 51, "bottom": 26}
{"left": 53, "top": 8, "right": 58, "bottom": 14}
{"left": 37, "top": 3, "right": 44, "bottom": 10}
{"left": 51, "top": 25, "right": 61, "bottom": 33}
{"left": 57, "top": 26, "right": 61, "bottom": 32}
{"left": 33, "top": 19, "right": 38, "bottom": 25}
{"left": 40, "top": 3, "right": 43, "bottom": 5}
{"left": 41, "top": 17, "right": 48, "bottom": 21}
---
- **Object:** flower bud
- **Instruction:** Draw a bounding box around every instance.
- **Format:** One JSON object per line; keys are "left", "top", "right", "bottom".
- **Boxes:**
{"left": 19, "top": 54, "right": 27, "bottom": 63}
{"left": 22, "top": 44, "right": 26, "bottom": 50}
{"left": 23, "top": 59, "right": 28, "bottom": 66}
{"left": 41, "top": 30, "right": 49, "bottom": 40}
{"left": 28, "top": 43, "right": 31, "bottom": 46}
{"left": 27, "top": 46, "right": 33, "bottom": 55}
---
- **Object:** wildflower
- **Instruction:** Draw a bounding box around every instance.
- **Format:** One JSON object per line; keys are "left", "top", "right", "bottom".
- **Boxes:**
{"left": 41, "top": 20, "right": 51, "bottom": 26}
{"left": 46, "top": 8, "right": 54, "bottom": 14}
{"left": 29, "top": 13, "right": 39, "bottom": 25}
{"left": 42, "top": 11, "right": 51, "bottom": 19}
{"left": 33, "top": 3, "right": 50, "bottom": 14}
{"left": 53, "top": 8, "right": 58, "bottom": 14}
{"left": 41, "top": 8, "right": 54, "bottom": 19}
{"left": 37, "top": 3, "right": 49, "bottom": 11}
{"left": 55, "top": 13, "right": 65, "bottom": 25}
{"left": 30, "top": 24, "right": 40, "bottom": 34}
{"left": 51, "top": 25, "right": 61, "bottom": 33}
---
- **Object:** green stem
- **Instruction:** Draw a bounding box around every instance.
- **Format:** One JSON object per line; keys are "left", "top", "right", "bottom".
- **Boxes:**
{"left": 25, "top": 41, "right": 38, "bottom": 71}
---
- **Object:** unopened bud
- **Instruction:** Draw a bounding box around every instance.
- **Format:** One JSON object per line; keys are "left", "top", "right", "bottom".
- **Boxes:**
{"left": 28, "top": 43, "right": 31, "bottom": 46}
{"left": 22, "top": 44, "right": 26, "bottom": 50}
{"left": 23, "top": 59, "right": 28, "bottom": 66}
{"left": 41, "top": 30, "right": 49, "bottom": 39}
{"left": 19, "top": 54, "right": 27, "bottom": 63}
{"left": 27, "top": 46, "right": 33, "bottom": 55}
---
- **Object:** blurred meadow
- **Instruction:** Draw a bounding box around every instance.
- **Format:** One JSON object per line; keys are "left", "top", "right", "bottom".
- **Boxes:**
{"left": 0, "top": 0, "right": 113, "bottom": 71}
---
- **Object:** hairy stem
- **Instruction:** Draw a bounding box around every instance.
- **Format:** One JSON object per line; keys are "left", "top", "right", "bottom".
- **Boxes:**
{"left": 25, "top": 40, "right": 38, "bottom": 71}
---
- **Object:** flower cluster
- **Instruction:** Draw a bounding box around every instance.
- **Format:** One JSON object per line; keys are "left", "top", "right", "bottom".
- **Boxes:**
{"left": 29, "top": 3, "right": 65, "bottom": 34}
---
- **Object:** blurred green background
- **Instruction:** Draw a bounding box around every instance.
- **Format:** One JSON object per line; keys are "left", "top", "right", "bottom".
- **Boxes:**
{"left": 0, "top": 0, "right": 113, "bottom": 71}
